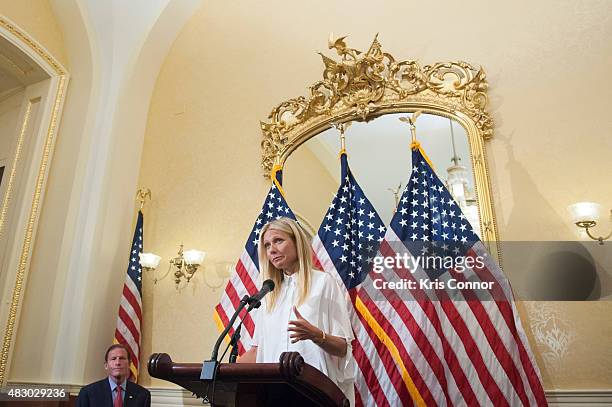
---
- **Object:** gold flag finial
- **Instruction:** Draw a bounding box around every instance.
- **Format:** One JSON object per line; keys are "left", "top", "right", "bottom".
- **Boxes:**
{"left": 399, "top": 110, "right": 422, "bottom": 144}
{"left": 332, "top": 121, "right": 352, "bottom": 152}
{"left": 136, "top": 188, "right": 151, "bottom": 211}
{"left": 388, "top": 183, "right": 403, "bottom": 213}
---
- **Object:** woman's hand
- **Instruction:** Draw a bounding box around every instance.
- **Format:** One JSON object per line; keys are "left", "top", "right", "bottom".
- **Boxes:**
{"left": 288, "top": 306, "right": 348, "bottom": 357}
{"left": 237, "top": 346, "right": 257, "bottom": 363}
{"left": 288, "top": 306, "right": 322, "bottom": 343}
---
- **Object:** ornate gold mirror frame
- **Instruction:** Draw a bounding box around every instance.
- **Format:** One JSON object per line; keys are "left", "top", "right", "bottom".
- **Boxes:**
{"left": 260, "top": 34, "right": 499, "bottom": 257}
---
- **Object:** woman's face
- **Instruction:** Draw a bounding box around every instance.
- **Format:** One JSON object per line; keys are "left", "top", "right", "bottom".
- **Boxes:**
{"left": 262, "top": 228, "right": 298, "bottom": 274}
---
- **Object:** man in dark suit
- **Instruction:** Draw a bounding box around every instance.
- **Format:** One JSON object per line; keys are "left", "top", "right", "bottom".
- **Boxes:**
{"left": 76, "top": 344, "right": 151, "bottom": 407}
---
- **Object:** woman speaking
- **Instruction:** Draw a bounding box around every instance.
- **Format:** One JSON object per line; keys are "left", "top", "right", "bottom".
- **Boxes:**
{"left": 239, "top": 217, "right": 355, "bottom": 404}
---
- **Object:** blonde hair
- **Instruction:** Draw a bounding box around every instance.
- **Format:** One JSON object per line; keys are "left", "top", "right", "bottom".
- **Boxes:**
{"left": 258, "top": 217, "right": 313, "bottom": 311}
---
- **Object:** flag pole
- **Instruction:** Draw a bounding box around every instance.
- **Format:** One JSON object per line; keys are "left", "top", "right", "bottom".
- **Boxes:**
{"left": 271, "top": 154, "right": 282, "bottom": 176}
{"left": 400, "top": 111, "right": 435, "bottom": 169}
{"left": 332, "top": 121, "right": 351, "bottom": 155}
{"left": 399, "top": 110, "right": 422, "bottom": 145}
{"left": 388, "top": 183, "right": 403, "bottom": 214}
{"left": 115, "top": 189, "right": 149, "bottom": 382}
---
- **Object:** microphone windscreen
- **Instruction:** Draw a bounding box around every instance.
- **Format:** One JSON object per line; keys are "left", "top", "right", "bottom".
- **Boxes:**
{"left": 262, "top": 279, "right": 275, "bottom": 292}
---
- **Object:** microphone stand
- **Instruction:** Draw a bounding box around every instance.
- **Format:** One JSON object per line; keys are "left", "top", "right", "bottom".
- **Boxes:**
{"left": 201, "top": 295, "right": 249, "bottom": 380}
{"left": 228, "top": 325, "right": 241, "bottom": 363}
{"left": 227, "top": 298, "right": 263, "bottom": 363}
{"left": 201, "top": 282, "right": 271, "bottom": 407}
{"left": 201, "top": 296, "right": 262, "bottom": 380}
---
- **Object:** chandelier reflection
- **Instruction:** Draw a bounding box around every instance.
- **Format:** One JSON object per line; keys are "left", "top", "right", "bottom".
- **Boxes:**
{"left": 444, "top": 119, "right": 481, "bottom": 237}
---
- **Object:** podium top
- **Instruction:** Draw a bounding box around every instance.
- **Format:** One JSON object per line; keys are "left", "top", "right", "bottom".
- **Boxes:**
{"left": 148, "top": 352, "right": 349, "bottom": 407}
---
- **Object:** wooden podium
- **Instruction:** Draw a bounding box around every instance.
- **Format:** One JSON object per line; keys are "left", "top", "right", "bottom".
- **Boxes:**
{"left": 148, "top": 352, "right": 349, "bottom": 407}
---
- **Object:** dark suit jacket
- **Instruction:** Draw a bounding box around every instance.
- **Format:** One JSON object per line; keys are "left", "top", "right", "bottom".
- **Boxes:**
{"left": 76, "top": 378, "right": 151, "bottom": 407}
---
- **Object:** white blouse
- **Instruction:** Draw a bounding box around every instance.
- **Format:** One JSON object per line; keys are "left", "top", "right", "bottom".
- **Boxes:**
{"left": 252, "top": 270, "right": 356, "bottom": 405}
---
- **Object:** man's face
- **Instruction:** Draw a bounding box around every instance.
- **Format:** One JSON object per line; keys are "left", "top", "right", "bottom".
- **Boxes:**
{"left": 104, "top": 347, "right": 130, "bottom": 383}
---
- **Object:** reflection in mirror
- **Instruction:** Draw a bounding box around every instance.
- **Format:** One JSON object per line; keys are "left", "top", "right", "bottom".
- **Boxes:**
{"left": 283, "top": 113, "right": 481, "bottom": 237}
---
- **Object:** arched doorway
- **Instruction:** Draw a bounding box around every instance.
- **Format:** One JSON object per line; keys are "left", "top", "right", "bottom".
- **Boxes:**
{"left": 0, "top": 16, "right": 68, "bottom": 386}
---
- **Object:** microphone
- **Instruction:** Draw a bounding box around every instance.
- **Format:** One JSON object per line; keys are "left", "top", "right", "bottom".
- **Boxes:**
{"left": 246, "top": 279, "right": 275, "bottom": 308}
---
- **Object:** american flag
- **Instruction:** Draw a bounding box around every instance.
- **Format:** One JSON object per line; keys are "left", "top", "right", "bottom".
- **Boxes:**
{"left": 114, "top": 210, "right": 144, "bottom": 381}
{"left": 214, "top": 168, "right": 295, "bottom": 354}
{"left": 368, "top": 145, "right": 547, "bottom": 406}
{"left": 313, "top": 151, "right": 407, "bottom": 406}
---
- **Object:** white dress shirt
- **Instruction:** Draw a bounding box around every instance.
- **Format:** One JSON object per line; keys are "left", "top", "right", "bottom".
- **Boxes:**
{"left": 252, "top": 270, "right": 355, "bottom": 405}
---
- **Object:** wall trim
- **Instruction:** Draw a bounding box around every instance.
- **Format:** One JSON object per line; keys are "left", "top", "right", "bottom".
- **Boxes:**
{"left": 546, "top": 389, "right": 612, "bottom": 406}
{"left": 9, "top": 382, "right": 612, "bottom": 406}
{"left": 152, "top": 388, "right": 612, "bottom": 406}
{"left": 0, "top": 15, "right": 69, "bottom": 387}
{"left": 148, "top": 388, "right": 612, "bottom": 406}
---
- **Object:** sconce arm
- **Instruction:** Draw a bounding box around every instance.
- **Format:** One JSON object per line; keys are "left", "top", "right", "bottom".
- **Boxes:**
{"left": 152, "top": 264, "right": 172, "bottom": 284}
{"left": 584, "top": 226, "right": 612, "bottom": 245}
{"left": 202, "top": 266, "right": 226, "bottom": 290}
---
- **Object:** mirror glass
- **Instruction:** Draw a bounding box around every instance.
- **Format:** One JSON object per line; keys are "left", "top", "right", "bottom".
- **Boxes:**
{"left": 283, "top": 113, "right": 481, "bottom": 237}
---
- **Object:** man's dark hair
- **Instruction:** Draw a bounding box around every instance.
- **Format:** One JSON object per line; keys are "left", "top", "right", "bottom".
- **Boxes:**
{"left": 104, "top": 344, "right": 131, "bottom": 362}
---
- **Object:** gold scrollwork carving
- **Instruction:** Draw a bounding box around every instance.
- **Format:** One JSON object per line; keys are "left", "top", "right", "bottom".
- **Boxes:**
{"left": 260, "top": 34, "right": 494, "bottom": 177}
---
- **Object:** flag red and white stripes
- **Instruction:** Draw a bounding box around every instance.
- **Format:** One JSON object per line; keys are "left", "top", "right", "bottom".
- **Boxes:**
{"left": 360, "top": 146, "right": 547, "bottom": 406}
{"left": 214, "top": 172, "right": 296, "bottom": 353}
{"left": 114, "top": 210, "right": 144, "bottom": 381}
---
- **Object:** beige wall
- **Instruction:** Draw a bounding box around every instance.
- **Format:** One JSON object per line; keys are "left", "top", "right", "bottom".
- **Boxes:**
{"left": 284, "top": 145, "right": 338, "bottom": 230}
{"left": 137, "top": 0, "right": 612, "bottom": 390}
{"left": 1, "top": 0, "right": 609, "bottom": 393}
{"left": 1, "top": 0, "right": 202, "bottom": 386}
{"left": 0, "top": 0, "right": 67, "bottom": 68}
{"left": 0, "top": 90, "right": 24, "bottom": 162}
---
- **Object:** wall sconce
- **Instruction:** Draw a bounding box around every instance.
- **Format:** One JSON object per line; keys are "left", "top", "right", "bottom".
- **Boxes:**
{"left": 568, "top": 202, "right": 612, "bottom": 244}
{"left": 170, "top": 245, "right": 206, "bottom": 287}
{"left": 139, "top": 252, "right": 161, "bottom": 272}
{"left": 139, "top": 244, "right": 205, "bottom": 289}
{"left": 202, "top": 262, "right": 232, "bottom": 291}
